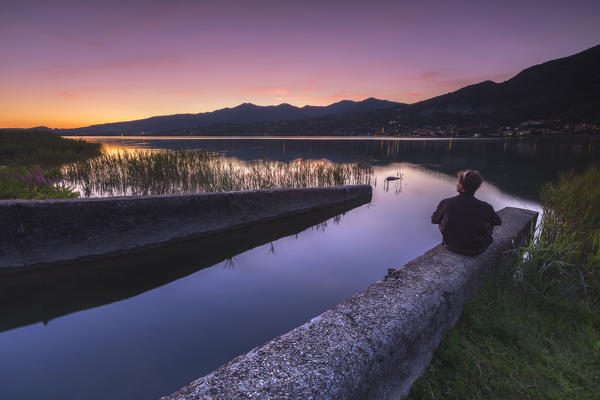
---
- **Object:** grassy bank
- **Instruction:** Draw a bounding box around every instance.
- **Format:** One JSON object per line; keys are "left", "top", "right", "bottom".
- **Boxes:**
{"left": 407, "top": 165, "right": 600, "bottom": 399}
{"left": 1, "top": 132, "right": 373, "bottom": 198}
{"left": 0, "top": 129, "right": 101, "bottom": 167}
{"left": 0, "top": 130, "right": 102, "bottom": 199}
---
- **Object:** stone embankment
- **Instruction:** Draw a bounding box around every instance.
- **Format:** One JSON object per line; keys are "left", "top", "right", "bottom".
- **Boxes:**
{"left": 0, "top": 199, "right": 369, "bottom": 333}
{"left": 163, "top": 207, "right": 537, "bottom": 400}
{"left": 0, "top": 185, "right": 372, "bottom": 270}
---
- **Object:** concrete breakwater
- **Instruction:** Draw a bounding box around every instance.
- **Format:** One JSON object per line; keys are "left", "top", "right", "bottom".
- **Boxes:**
{"left": 0, "top": 185, "right": 372, "bottom": 270}
{"left": 163, "top": 207, "right": 538, "bottom": 400}
{"left": 0, "top": 200, "right": 369, "bottom": 333}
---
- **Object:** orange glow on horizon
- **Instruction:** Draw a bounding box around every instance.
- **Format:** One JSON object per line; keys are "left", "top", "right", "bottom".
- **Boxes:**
{"left": 0, "top": 93, "right": 419, "bottom": 129}
{"left": 1, "top": 1, "right": 598, "bottom": 129}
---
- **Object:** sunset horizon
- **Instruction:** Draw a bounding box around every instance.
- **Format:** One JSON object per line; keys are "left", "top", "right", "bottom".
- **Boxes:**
{"left": 2, "top": 2, "right": 599, "bottom": 399}
{"left": 2, "top": 0, "right": 599, "bottom": 129}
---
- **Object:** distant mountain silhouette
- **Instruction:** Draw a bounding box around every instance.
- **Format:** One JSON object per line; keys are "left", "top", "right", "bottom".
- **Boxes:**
{"left": 66, "top": 98, "right": 400, "bottom": 135}
{"left": 62, "top": 44, "right": 600, "bottom": 135}
{"left": 396, "top": 43, "right": 600, "bottom": 125}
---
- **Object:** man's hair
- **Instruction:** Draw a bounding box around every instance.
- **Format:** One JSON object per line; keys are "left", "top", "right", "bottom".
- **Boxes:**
{"left": 458, "top": 170, "right": 483, "bottom": 194}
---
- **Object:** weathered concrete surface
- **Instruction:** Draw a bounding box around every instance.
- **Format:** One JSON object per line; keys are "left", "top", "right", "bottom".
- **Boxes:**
{"left": 162, "top": 207, "right": 537, "bottom": 400}
{"left": 0, "top": 200, "right": 367, "bottom": 333}
{"left": 0, "top": 185, "right": 371, "bottom": 270}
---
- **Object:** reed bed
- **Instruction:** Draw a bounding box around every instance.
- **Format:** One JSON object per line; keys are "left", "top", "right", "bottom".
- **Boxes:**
{"left": 61, "top": 149, "right": 374, "bottom": 197}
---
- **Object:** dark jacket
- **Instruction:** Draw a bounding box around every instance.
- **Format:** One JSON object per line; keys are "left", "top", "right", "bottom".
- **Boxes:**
{"left": 431, "top": 192, "right": 502, "bottom": 256}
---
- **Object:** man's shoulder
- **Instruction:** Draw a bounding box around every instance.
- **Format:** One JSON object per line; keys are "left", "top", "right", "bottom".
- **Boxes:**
{"left": 440, "top": 194, "right": 461, "bottom": 204}
{"left": 473, "top": 197, "right": 494, "bottom": 209}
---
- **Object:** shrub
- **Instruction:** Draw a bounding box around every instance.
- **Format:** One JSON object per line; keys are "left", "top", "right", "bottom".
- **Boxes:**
{"left": 515, "top": 164, "right": 600, "bottom": 308}
{"left": 0, "top": 167, "right": 78, "bottom": 199}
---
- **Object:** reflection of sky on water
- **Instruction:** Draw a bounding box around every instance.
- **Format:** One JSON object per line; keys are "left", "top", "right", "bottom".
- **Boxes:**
{"left": 0, "top": 138, "right": 568, "bottom": 400}
{"left": 78, "top": 135, "right": 600, "bottom": 201}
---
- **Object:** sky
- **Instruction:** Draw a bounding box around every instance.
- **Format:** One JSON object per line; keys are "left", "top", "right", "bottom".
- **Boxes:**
{"left": 1, "top": 0, "right": 599, "bottom": 128}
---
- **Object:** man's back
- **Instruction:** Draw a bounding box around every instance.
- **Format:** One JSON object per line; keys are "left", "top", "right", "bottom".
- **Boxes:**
{"left": 431, "top": 192, "right": 502, "bottom": 255}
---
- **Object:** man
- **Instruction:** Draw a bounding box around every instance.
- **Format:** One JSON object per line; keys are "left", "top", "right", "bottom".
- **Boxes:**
{"left": 431, "top": 170, "right": 502, "bottom": 256}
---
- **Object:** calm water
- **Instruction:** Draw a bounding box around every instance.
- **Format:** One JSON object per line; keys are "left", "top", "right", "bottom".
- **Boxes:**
{"left": 1, "top": 136, "right": 598, "bottom": 399}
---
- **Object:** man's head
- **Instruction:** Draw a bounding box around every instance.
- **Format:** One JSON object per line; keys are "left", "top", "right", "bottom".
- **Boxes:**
{"left": 457, "top": 170, "right": 482, "bottom": 194}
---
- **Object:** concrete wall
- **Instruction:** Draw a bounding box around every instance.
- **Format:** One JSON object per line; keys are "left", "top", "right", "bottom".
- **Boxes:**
{"left": 0, "top": 185, "right": 372, "bottom": 270}
{"left": 0, "top": 200, "right": 368, "bottom": 333}
{"left": 163, "top": 207, "right": 538, "bottom": 400}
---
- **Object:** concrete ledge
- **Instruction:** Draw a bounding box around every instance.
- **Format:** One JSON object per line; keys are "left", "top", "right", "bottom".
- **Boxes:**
{"left": 0, "top": 185, "right": 372, "bottom": 270}
{"left": 0, "top": 200, "right": 368, "bottom": 333}
{"left": 163, "top": 207, "right": 538, "bottom": 400}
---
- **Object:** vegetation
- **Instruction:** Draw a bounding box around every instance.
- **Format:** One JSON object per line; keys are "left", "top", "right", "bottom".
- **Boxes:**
{"left": 0, "top": 129, "right": 101, "bottom": 167}
{"left": 0, "top": 167, "right": 78, "bottom": 199}
{"left": 1, "top": 131, "right": 371, "bottom": 198}
{"left": 60, "top": 150, "right": 374, "bottom": 197}
{"left": 0, "top": 130, "right": 102, "bottom": 199}
{"left": 408, "top": 165, "right": 600, "bottom": 399}
{"left": 515, "top": 166, "right": 600, "bottom": 308}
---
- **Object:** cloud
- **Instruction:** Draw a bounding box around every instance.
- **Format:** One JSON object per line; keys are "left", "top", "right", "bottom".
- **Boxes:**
{"left": 420, "top": 71, "right": 442, "bottom": 79}
{"left": 238, "top": 86, "right": 372, "bottom": 106}
{"left": 42, "top": 31, "right": 108, "bottom": 49}
{"left": 274, "top": 91, "right": 369, "bottom": 106}
{"left": 240, "top": 87, "right": 290, "bottom": 96}
{"left": 58, "top": 87, "right": 97, "bottom": 99}
{"left": 417, "top": 70, "right": 515, "bottom": 87}
{"left": 43, "top": 55, "right": 184, "bottom": 78}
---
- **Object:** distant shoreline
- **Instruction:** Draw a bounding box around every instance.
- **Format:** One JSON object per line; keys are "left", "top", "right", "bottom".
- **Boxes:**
{"left": 65, "top": 135, "right": 516, "bottom": 141}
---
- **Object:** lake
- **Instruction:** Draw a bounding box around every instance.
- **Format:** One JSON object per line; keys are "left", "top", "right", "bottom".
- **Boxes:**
{"left": 1, "top": 136, "right": 598, "bottom": 399}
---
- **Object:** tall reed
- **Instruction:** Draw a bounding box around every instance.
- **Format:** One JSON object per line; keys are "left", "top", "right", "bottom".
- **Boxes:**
{"left": 61, "top": 149, "right": 374, "bottom": 197}
{"left": 514, "top": 164, "right": 600, "bottom": 308}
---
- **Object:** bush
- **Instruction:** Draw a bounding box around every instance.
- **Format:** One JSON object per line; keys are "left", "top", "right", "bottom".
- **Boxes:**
{"left": 0, "top": 167, "right": 78, "bottom": 199}
{"left": 515, "top": 164, "right": 600, "bottom": 308}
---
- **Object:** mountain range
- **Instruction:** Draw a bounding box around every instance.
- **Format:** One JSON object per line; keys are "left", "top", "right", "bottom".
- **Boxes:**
{"left": 63, "top": 44, "right": 600, "bottom": 135}
{"left": 66, "top": 98, "right": 400, "bottom": 135}
{"left": 395, "top": 43, "right": 600, "bottom": 125}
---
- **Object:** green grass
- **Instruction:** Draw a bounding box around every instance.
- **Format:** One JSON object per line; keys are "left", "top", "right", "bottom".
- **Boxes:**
{"left": 61, "top": 149, "right": 374, "bottom": 196}
{"left": 0, "top": 167, "right": 78, "bottom": 199}
{"left": 407, "top": 165, "right": 600, "bottom": 400}
{"left": 514, "top": 165, "right": 600, "bottom": 308}
{"left": 0, "top": 130, "right": 102, "bottom": 199}
{"left": 407, "top": 276, "right": 599, "bottom": 399}
{"left": 1, "top": 132, "right": 372, "bottom": 198}
{"left": 0, "top": 129, "right": 101, "bottom": 167}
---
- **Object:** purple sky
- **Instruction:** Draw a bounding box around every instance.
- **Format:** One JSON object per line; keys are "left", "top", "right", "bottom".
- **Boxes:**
{"left": 1, "top": 0, "right": 599, "bottom": 128}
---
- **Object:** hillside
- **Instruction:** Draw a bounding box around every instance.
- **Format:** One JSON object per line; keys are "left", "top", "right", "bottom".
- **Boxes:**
{"left": 398, "top": 44, "right": 600, "bottom": 125}
{"left": 60, "top": 44, "right": 600, "bottom": 136}
{"left": 64, "top": 98, "right": 400, "bottom": 135}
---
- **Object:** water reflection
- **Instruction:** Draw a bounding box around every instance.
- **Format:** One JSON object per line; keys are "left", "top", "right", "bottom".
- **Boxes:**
{"left": 80, "top": 136, "right": 600, "bottom": 200}
{"left": 0, "top": 200, "right": 366, "bottom": 334}
{"left": 61, "top": 149, "right": 373, "bottom": 197}
{"left": 1, "top": 137, "right": 584, "bottom": 400}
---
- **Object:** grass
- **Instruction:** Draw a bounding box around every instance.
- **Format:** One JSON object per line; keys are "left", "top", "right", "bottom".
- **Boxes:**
{"left": 0, "top": 167, "right": 78, "bottom": 199}
{"left": 407, "top": 277, "right": 599, "bottom": 399}
{"left": 60, "top": 149, "right": 374, "bottom": 196}
{"left": 514, "top": 165, "right": 600, "bottom": 308}
{"left": 1, "top": 132, "right": 372, "bottom": 199}
{"left": 407, "top": 165, "right": 600, "bottom": 400}
{"left": 0, "top": 129, "right": 101, "bottom": 167}
{"left": 0, "top": 130, "right": 102, "bottom": 199}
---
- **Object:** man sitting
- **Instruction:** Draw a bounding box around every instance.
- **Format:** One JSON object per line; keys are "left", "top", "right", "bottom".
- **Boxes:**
{"left": 431, "top": 170, "right": 502, "bottom": 256}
